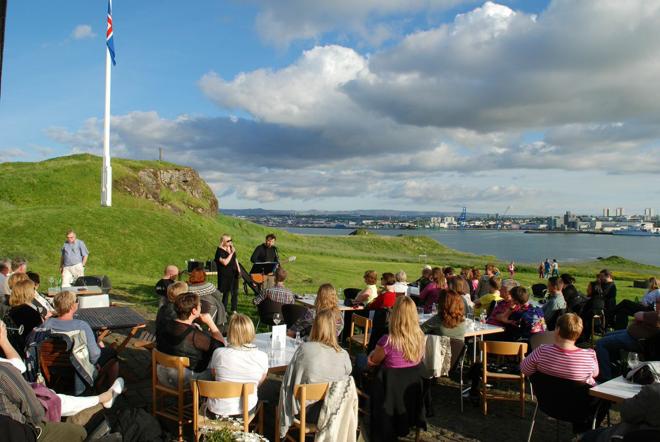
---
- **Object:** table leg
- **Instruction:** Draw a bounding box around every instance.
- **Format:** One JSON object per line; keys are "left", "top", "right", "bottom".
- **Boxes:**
{"left": 115, "top": 324, "right": 146, "bottom": 354}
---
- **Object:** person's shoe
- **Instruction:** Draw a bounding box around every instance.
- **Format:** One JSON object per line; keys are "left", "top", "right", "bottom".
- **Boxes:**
{"left": 102, "top": 377, "right": 125, "bottom": 408}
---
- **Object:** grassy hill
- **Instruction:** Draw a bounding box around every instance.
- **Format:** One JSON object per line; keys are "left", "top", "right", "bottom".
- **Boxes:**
{"left": 1, "top": 154, "right": 657, "bottom": 318}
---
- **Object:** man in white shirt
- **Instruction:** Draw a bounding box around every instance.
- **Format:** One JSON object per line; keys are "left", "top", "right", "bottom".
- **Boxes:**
{"left": 0, "top": 259, "right": 10, "bottom": 297}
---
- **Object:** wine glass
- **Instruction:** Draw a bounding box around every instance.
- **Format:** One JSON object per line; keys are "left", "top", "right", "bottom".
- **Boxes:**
{"left": 272, "top": 313, "right": 282, "bottom": 326}
{"left": 628, "top": 352, "right": 641, "bottom": 370}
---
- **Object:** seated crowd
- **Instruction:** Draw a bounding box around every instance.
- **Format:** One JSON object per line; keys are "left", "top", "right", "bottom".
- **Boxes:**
{"left": 2, "top": 253, "right": 660, "bottom": 442}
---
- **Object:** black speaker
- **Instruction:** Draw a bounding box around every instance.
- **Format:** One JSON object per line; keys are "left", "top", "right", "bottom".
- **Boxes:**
{"left": 187, "top": 261, "right": 204, "bottom": 272}
{"left": 73, "top": 275, "right": 112, "bottom": 292}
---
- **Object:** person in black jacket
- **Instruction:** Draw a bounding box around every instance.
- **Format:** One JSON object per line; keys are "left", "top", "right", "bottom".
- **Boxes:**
{"left": 250, "top": 233, "right": 279, "bottom": 266}
{"left": 599, "top": 269, "right": 617, "bottom": 326}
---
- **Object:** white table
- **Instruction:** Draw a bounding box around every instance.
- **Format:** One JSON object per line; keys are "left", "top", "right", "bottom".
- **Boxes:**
{"left": 589, "top": 376, "right": 642, "bottom": 404}
{"left": 296, "top": 295, "right": 364, "bottom": 311}
{"left": 48, "top": 285, "right": 103, "bottom": 296}
{"left": 253, "top": 332, "right": 299, "bottom": 372}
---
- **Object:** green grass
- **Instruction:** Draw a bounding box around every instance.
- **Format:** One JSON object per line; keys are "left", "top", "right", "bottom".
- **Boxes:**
{"left": 1, "top": 154, "right": 658, "bottom": 322}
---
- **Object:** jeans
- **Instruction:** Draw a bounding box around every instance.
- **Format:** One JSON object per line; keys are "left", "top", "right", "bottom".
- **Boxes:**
{"left": 595, "top": 329, "right": 641, "bottom": 381}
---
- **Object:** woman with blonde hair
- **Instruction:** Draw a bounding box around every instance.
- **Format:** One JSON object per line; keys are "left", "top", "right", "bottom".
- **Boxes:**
{"left": 288, "top": 283, "right": 343, "bottom": 338}
{"left": 207, "top": 313, "right": 268, "bottom": 418}
{"left": 368, "top": 296, "right": 426, "bottom": 368}
{"left": 4, "top": 279, "right": 43, "bottom": 352}
{"left": 214, "top": 233, "right": 240, "bottom": 313}
{"left": 279, "top": 310, "right": 352, "bottom": 437}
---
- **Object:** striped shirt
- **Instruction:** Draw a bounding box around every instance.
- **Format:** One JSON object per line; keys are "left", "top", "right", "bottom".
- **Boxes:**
{"left": 253, "top": 284, "right": 295, "bottom": 305}
{"left": 520, "top": 344, "right": 599, "bottom": 386}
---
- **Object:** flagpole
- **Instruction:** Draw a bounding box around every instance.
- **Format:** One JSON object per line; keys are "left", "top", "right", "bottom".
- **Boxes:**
{"left": 101, "top": 4, "right": 112, "bottom": 207}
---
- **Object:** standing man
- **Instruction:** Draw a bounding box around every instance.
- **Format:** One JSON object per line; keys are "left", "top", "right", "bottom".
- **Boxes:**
{"left": 250, "top": 233, "right": 279, "bottom": 265}
{"left": 60, "top": 230, "right": 89, "bottom": 287}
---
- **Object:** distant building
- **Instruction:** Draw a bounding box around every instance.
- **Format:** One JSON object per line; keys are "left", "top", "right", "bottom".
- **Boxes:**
{"left": 548, "top": 216, "right": 564, "bottom": 230}
{"left": 564, "top": 211, "right": 578, "bottom": 229}
{"left": 615, "top": 207, "right": 624, "bottom": 217}
{"left": 602, "top": 208, "right": 611, "bottom": 217}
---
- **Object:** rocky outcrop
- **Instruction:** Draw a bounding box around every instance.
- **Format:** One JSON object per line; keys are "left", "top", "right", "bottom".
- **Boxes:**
{"left": 117, "top": 167, "right": 218, "bottom": 216}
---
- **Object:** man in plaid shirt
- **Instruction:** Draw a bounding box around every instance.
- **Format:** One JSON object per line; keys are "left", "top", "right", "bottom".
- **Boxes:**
{"left": 253, "top": 267, "right": 295, "bottom": 305}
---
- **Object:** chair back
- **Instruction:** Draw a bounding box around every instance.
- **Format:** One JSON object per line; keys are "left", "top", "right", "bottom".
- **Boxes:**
{"left": 367, "top": 308, "right": 390, "bottom": 352}
{"left": 343, "top": 288, "right": 361, "bottom": 301}
{"left": 293, "top": 382, "right": 329, "bottom": 402}
{"left": 152, "top": 350, "right": 191, "bottom": 440}
{"left": 281, "top": 304, "right": 307, "bottom": 327}
{"left": 257, "top": 297, "right": 284, "bottom": 327}
{"left": 529, "top": 331, "right": 555, "bottom": 351}
{"left": 449, "top": 338, "right": 467, "bottom": 372}
{"left": 531, "top": 284, "right": 547, "bottom": 298}
{"left": 192, "top": 380, "right": 254, "bottom": 434}
{"left": 39, "top": 337, "right": 75, "bottom": 393}
{"left": 480, "top": 340, "right": 528, "bottom": 357}
{"left": 529, "top": 372, "right": 593, "bottom": 422}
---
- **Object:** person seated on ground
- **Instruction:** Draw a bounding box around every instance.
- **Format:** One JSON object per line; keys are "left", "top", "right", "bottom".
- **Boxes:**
{"left": 613, "top": 277, "right": 660, "bottom": 330}
{"left": 447, "top": 275, "right": 474, "bottom": 316}
{"left": 43, "top": 291, "right": 118, "bottom": 394}
{"left": 598, "top": 269, "right": 617, "bottom": 326}
{"left": 474, "top": 276, "right": 501, "bottom": 317}
{"left": 521, "top": 313, "right": 599, "bottom": 385}
{"left": 353, "top": 270, "right": 378, "bottom": 305}
{"left": 421, "top": 289, "right": 466, "bottom": 339}
{"left": 580, "top": 383, "right": 660, "bottom": 442}
{"left": 155, "top": 281, "right": 189, "bottom": 331}
{"left": 156, "top": 292, "right": 225, "bottom": 387}
{"left": 207, "top": 313, "right": 268, "bottom": 419}
{"left": 595, "top": 310, "right": 660, "bottom": 382}
{"left": 368, "top": 296, "right": 426, "bottom": 369}
{"left": 155, "top": 265, "right": 179, "bottom": 307}
{"left": 486, "top": 279, "right": 520, "bottom": 327}
{"left": 288, "top": 284, "right": 343, "bottom": 339}
{"left": 498, "top": 286, "right": 546, "bottom": 341}
{"left": 542, "top": 276, "right": 567, "bottom": 328}
{"left": 0, "top": 321, "right": 125, "bottom": 442}
{"left": 416, "top": 267, "right": 445, "bottom": 314}
{"left": 474, "top": 264, "right": 496, "bottom": 298}
{"left": 393, "top": 270, "right": 408, "bottom": 296}
{"left": 253, "top": 266, "right": 295, "bottom": 306}
{"left": 25, "top": 272, "right": 55, "bottom": 318}
{"left": 367, "top": 272, "right": 398, "bottom": 311}
{"left": 413, "top": 266, "right": 433, "bottom": 292}
{"left": 279, "top": 310, "right": 352, "bottom": 434}
{"left": 187, "top": 268, "right": 227, "bottom": 328}
{"left": 4, "top": 280, "right": 44, "bottom": 353}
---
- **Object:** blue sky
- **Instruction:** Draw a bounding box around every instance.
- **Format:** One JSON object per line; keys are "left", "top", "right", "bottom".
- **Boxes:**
{"left": 2, "top": 1, "right": 659, "bottom": 215}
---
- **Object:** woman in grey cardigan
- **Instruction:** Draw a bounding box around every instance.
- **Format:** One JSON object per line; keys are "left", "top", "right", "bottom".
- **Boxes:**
{"left": 279, "top": 309, "right": 352, "bottom": 438}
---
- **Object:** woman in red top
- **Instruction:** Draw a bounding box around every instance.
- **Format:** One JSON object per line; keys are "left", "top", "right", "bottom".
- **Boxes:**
{"left": 367, "top": 272, "right": 397, "bottom": 310}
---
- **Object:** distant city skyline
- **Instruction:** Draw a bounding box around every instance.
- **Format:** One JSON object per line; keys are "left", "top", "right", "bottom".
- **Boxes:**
{"left": 2, "top": 1, "right": 660, "bottom": 215}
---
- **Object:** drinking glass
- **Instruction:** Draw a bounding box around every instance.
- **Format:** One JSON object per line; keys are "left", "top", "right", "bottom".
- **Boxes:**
{"left": 48, "top": 276, "right": 56, "bottom": 289}
{"left": 628, "top": 352, "right": 641, "bottom": 370}
{"left": 272, "top": 313, "right": 282, "bottom": 326}
{"left": 467, "top": 311, "right": 475, "bottom": 330}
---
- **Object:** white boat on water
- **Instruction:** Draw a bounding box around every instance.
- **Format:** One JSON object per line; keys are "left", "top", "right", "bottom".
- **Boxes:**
{"left": 612, "top": 227, "right": 660, "bottom": 237}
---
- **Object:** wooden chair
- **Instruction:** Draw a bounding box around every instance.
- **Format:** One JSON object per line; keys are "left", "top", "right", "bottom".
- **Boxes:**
{"left": 349, "top": 314, "right": 372, "bottom": 352}
{"left": 479, "top": 341, "right": 528, "bottom": 417}
{"left": 276, "top": 383, "right": 329, "bottom": 442}
{"left": 152, "top": 350, "right": 192, "bottom": 441}
{"left": 192, "top": 380, "right": 264, "bottom": 441}
{"left": 39, "top": 338, "right": 76, "bottom": 394}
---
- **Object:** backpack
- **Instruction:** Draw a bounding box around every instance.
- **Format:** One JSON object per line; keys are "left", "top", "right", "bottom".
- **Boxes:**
{"left": 108, "top": 408, "right": 169, "bottom": 442}
{"left": 23, "top": 327, "right": 53, "bottom": 383}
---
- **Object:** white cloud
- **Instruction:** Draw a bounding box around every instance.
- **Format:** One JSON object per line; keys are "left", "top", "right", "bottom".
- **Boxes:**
{"left": 252, "top": 0, "right": 468, "bottom": 47}
{"left": 71, "top": 24, "right": 96, "bottom": 40}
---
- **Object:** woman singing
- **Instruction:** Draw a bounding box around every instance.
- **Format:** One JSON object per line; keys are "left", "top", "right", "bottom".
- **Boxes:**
{"left": 215, "top": 234, "right": 240, "bottom": 313}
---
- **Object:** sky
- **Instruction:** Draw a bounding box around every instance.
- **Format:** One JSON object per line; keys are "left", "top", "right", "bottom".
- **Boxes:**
{"left": 1, "top": 0, "right": 660, "bottom": 216}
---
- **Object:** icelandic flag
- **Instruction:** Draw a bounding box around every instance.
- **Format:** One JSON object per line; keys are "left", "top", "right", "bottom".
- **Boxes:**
{"left": 106, "top": 0, "right": 116, "bottom": 65}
